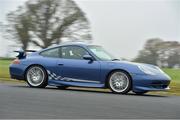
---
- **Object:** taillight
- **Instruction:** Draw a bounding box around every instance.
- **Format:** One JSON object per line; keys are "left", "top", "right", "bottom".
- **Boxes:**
{"left": 12, "top": 59, "right": 20, "bottom": 64}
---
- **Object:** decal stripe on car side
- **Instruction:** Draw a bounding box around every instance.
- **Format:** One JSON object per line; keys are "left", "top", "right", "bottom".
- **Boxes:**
{"left": 47, "top": 70, "right": 100, "bottom": 84}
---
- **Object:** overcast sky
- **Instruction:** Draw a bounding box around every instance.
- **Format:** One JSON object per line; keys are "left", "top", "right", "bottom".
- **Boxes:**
{"left": 0, "top": 0, "right": 179, "bottom": 59}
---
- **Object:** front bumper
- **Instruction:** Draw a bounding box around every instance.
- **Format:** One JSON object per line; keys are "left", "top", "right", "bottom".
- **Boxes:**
{"left": 131, "top": 73, "right": 171, "bottom": 92}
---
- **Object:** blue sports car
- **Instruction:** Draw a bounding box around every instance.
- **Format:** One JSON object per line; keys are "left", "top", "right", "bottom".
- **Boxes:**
{"left": 9, "top": 42, "right": 171, "bottom": 94}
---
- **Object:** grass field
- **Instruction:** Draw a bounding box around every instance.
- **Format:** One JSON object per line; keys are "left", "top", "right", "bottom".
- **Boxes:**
{"left": 0, "top": 59, "right": 11, "bottom": 79}
{"left": 0, "top": 59, "right": 180, "bottom": 96}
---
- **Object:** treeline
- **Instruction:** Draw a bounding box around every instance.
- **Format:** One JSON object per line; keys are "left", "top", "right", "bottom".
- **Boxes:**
{"left": 134, "top": 38, "right": 180, "bottom": 68}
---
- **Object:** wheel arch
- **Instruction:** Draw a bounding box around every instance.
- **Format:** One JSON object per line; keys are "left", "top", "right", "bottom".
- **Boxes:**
{"left": 104, "top": 69, "right": 132, "bottom": 89}
{"left": 24, "top": 64, "right": 48, "bottom": 81}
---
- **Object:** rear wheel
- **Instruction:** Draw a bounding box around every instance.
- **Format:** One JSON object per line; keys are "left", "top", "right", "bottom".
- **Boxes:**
{"left": 108, "top": 71, "right": 131, "bottom": 94}
{"left": 26, "top": 65, "right": 47, "bottom": 88}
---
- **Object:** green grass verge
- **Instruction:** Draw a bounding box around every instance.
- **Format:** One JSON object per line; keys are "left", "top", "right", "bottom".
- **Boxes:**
{"left": 0, "top": 59, "right": 11, "bottom": 79}
{"left": 163, "top": 68, "right": 180, "bottom": 82}
{"left": 0, "top": 59, "right": 180, "bottom": 96}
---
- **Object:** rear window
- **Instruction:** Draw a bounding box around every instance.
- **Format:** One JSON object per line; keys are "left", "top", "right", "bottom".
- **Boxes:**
{"left": 40, "top": 48, "right": 60, "bottom": 58}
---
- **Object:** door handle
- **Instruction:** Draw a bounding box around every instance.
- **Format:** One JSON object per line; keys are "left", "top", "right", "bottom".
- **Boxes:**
{"left": 58, "top": 64, "right": 64, "bottom": 66}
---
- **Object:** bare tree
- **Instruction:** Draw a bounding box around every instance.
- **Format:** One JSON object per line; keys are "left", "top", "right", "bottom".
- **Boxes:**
{"left": 8, "top": 13, "right": 32, "bottom": 50}
{"left": 4, "top": 0, "right": 92, "bottom": 50}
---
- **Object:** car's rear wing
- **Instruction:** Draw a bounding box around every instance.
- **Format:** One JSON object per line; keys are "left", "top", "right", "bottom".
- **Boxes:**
{"left": 14, "top": 50, "right": 36, "bottom": 59}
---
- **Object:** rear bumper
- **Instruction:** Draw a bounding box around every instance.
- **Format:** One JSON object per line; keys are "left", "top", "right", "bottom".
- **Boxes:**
{"left": 9, "top": 64, "right": 27, "bottom": 80}
{"left": 131, "top": 73, "right": 171, "bottom": 92}
{"left": 10, "top": 74, "right": 25, "bottom": 80}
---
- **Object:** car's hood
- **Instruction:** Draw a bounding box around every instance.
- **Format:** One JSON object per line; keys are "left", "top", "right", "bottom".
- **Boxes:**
{"left": 108, "top": 60, "right": 165, "bottom": 75}
{"left": 116, "top": 61, "right": 156, "bottom": 68}
{"left": 109, "top": 60, "right": 153, "bottom": 67}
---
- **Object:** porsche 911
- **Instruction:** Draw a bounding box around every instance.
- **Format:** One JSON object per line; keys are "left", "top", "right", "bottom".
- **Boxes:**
{"left": 9, "top": 42, "right": 171, "bottom": 94}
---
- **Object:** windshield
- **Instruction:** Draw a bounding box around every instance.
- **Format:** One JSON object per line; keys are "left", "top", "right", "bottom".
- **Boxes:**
{"left": 88, "top": 45, "right": 117, "bottom": 61}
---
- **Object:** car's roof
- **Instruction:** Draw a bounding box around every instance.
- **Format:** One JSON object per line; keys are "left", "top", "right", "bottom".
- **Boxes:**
{"left": 49, "top": 41, "right": 99, "bottom": 48}
{"left": 38, "top": 42, "right": 98, "bottom": 53}
{"left": 58, "top": 42, "right": 90, "bottom": 47}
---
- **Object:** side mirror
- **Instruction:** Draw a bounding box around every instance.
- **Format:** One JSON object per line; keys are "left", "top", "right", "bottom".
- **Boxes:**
{"left": 83, "top": 55, "right": 93, "bottom": 61}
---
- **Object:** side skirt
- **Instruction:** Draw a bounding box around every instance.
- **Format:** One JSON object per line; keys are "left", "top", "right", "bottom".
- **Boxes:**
{"left": 48, "top": 80, "right": 105, "bottom": 88}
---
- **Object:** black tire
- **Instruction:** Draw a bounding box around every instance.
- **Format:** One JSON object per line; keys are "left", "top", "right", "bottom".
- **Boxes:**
{"left": 108, "top": 70, "right": 132, "bottom": 94}
{"left": 56, "top": 86, "right": 68, "bottom": 89}
{"left": 25, "top": 65, "right": 48, "bottom": 88}
{"left": 134, "top": 91, "right": 148, "bottom": 95}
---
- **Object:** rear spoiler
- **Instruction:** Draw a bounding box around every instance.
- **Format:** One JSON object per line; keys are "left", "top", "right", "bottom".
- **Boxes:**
{"left": 14, "top": 50, "right": 36, "bottom": 59}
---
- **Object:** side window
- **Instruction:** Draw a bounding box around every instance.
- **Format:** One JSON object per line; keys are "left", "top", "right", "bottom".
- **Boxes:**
{"left": 40, "top": 48, "right": 60, "bottom": 58}
{"left": 61, "top": 46, "right": 89, "bottom": 60}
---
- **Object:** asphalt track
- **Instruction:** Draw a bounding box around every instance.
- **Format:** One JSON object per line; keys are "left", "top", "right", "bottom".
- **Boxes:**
{"left": 0, "top": 83, "right": 180, "bottom": 119}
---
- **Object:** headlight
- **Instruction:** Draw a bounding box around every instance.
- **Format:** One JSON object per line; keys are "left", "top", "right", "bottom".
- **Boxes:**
{"left": 155, "top": 66, "right": 165, "bottom": 74}
{"left": 138, "top": 65, "right": 156, "bottom": 75}
{"left": 137, "top": 64, "right": 171, "bottom": 79}
{"left": 155, "top": 67, "right": 171, "bottom": 79}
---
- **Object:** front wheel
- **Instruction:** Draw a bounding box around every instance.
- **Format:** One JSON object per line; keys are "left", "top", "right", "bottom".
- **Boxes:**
{"left": 108, "top": 71, "right": 132, "bottom": 94}
{"left": 26, "top": 66, "right": 48, "bottom": 88}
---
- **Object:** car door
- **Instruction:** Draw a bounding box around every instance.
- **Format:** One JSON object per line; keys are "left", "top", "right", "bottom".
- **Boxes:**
{"left": 57, "top": 45, "right": 101, "bottom": 83}
{"left": 40, "top": 47, "right": 63, "bottom": 80}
